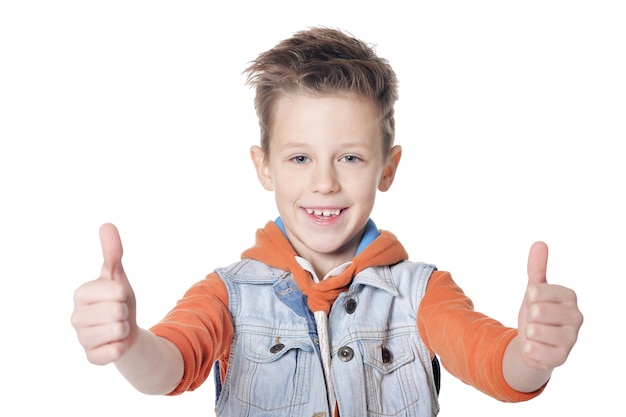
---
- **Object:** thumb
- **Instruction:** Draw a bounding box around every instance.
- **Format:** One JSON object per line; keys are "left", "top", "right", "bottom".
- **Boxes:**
{"left": 99, "top": 223, "right": 124, "bottom": 280}
{"left": 527, "top": 241, "right": 549, "bottom": 285}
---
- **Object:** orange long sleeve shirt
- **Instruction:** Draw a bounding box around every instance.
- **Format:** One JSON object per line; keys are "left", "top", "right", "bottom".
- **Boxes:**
{"left": 150, "top": 221, "right": 544, "bottom": 403}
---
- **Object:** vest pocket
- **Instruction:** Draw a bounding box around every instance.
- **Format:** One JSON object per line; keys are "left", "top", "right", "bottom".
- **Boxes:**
{"left": 359, "top": 335, "right": 420, "bottom": 415}
{"left": 236, "top": 332, "right": 313, "bottom": 411}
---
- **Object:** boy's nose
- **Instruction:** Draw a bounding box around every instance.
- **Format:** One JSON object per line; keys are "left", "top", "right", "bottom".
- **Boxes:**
{"left": 310, "top": 163, "right": 340, "bottom": 194}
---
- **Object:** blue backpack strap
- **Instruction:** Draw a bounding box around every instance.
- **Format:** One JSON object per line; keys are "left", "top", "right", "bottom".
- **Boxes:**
{"left": 432, "top": 355, "right": 441, "bottom": 395}
{"left": 214, "top": 361, "right": 223, "bottom": 404}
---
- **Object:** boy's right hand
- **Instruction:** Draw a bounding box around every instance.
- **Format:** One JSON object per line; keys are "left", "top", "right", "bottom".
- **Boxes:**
{"left": 71, "top": 223, "right": 137, "bottom": 365}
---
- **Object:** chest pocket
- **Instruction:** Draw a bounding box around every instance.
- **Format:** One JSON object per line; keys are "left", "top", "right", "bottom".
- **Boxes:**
{"left": 359, "top": 334, "right": 421, "bottom": 415}
{"left": 235, "top": 332, "right": 314, "bottom": 411}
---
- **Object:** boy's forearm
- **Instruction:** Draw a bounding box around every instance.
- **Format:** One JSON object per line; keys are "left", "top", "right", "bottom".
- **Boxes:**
{"left": 114, "top": 328, "right": 184, "bottom": 395}
{"left": 502, "top": 335, "right": 551, "bottom": 393}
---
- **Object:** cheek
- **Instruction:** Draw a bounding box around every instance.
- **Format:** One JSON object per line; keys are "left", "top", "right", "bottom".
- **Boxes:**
{"left": 346, "top": 169, "right": 382, "bottom": 190}
{"left": 346, "top": 178, "right": 379, "bottom": 204}
{"left": 273, "top": 180, "right": 299, "bottom": 204}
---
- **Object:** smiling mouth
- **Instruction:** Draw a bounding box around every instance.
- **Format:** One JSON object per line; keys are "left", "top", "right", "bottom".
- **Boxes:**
{"left": 305, "top": 208, "right": 343, "bottom": 217}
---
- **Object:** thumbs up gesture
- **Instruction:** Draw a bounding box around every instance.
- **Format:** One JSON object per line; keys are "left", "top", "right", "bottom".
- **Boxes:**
{"left": 517, "top": 242, "right": 583, "bottom": 370}
{"left": 71, "top": 224, "right": 138, "bottom": 365}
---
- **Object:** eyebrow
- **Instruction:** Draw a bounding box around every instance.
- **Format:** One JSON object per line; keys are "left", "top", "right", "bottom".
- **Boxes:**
{"left": 277, "top": 141, "right": 374, "bottom": 151}
{"left": 276, "top": 141, "right": 312, "bottom": 150}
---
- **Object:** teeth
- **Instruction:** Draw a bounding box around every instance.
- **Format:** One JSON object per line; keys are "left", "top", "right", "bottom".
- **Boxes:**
{"left": 306, "top": 208, "right": 341, "bottom": 217}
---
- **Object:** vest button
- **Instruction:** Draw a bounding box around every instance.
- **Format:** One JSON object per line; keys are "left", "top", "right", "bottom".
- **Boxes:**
{"left": 381, "top": 346, "right": 392, "bottom": 364}
{"left": 345, "top": 298, "right": 357, "bottom": 314}
{"left": 338, "top": 346, "right": 354, "bottom": 362}
{"left": 270, "top": 343, "right": 285, "bottom": 353}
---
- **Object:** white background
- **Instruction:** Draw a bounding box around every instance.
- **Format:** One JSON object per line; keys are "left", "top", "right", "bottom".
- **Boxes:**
{"left": 1, "top": 1, "right": 624, "bottom": 415}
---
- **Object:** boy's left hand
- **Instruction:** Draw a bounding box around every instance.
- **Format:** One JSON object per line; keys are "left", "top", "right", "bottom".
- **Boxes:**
{"left": 517, "top": 241, "right": 583, "bottom": 370}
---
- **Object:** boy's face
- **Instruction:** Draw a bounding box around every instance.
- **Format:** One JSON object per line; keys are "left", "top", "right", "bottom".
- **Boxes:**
{"left": 251, "top": 93, "right": 401, "bottom": 265}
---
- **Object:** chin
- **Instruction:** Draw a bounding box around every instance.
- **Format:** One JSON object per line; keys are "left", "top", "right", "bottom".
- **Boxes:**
{"left": 306, "top": 238, "right": 355, "bottom": 256}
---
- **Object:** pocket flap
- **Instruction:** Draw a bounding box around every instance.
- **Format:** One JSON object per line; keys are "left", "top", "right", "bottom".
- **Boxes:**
{"left": 243, "top": 333, "right": 313, "bottom": 363}
{"left": 360, "top": 336, "right": 415, "bottom": 374}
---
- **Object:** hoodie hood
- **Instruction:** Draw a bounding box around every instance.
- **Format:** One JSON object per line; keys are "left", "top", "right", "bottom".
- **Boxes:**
{"left": 241, "top": 221, "right": 409, "bottom": 314}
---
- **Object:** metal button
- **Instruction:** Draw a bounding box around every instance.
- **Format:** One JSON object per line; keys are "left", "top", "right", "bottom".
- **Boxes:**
{"left": 345, "top": 298, "right": 357, "bottom": 314}
{"left": 381, "top": 346, "right": 392, "bottom": 364}
{"left": 270, "top": 343, "right": 285, "bottom": 353}
{"left": 338, "top": 346, "right": 354, "bottom": 362}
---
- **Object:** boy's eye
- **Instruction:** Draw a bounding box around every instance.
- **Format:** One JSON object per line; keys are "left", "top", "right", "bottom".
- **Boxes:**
{"left": 291, "top": 155, "right": 310, "bottom": 164}
{"left": 341, "top": 155, "right": 361, "bottom": 163}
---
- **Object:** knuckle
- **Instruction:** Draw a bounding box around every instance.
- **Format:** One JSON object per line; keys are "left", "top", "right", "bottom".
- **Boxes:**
{"left": 111, "top": 321, "right": 129, "bottom": 339}
{"left": 69, "top": 312, "right": 80, "bottom": 328}
{"left": 112, "top": 302, "right": 128, "bottom": 320}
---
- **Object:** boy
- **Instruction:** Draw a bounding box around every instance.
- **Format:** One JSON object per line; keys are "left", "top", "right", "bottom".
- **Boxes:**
{"left": 71, "top": 27, "right": 583, "bottom": 416}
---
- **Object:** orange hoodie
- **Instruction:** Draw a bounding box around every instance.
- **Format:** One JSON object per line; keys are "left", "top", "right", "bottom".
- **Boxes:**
{"left": 150, "top": 221, "right": 544, "bottom": 402}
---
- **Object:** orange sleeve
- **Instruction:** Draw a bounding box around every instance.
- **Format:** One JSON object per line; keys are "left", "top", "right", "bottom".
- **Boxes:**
{"left": 418, "top": 271, "right": 545, "bottom": 402}
{"left": 150, "top": 272, "right": 233, "bottom": 395}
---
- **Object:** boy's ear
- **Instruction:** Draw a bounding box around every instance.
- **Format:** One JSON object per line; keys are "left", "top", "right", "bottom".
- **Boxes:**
{"left": 250, "top": 145, "right": 274, "bottom": 191}
{"left": 378, "top": 145, "right": 402, "bottom": 192}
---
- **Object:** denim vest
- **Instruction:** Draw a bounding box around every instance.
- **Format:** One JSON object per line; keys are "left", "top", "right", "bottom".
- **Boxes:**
{"left": 214, "top": 259, "right": 440, "bottom": 417}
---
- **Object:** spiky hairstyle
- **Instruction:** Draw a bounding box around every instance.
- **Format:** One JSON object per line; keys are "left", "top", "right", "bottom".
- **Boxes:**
{"left": 244, "top": 27, "right": 398, "bottom": 158}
